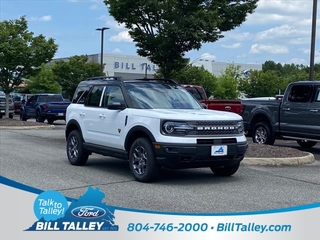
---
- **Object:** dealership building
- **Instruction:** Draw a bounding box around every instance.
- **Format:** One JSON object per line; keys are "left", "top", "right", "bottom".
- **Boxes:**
{"left": 53, "top": 53, "right": 262, "bottom": 79}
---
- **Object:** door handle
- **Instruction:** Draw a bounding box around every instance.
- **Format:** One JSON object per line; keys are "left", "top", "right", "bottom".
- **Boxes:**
{"left": 225, "top": 106, "right": 231, "bottom": 111}
{"left": 309, "top": 109, "right": 318, "bottom": 113}
{"left": 99, "top": 114, "right": 106, "bottom": 118}
{"left": 79, "top": 112, "right": 85, "bottom": 117}
{"left": 282, "top": 107, "right": 290, "bottom": 111}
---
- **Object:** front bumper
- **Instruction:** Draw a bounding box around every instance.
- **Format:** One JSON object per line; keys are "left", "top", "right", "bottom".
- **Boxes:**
{"left": 153, "top": 141, "right": 248, "bottom": 169}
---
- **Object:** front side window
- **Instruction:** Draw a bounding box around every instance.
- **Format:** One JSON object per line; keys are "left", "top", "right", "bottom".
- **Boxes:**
{"left": 102, "top": 85, "right": 125, "bottom": 107}
{"left": 86, "top": 86, "right": 104, "bottom": 107}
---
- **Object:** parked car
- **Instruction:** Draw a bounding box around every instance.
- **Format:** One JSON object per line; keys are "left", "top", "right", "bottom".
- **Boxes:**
{"left": 10, "top": 93, "right": 24, "bottom": 114}
{"left": 0, "top": 91, "right": 14, "bottom": 119}
{"left": 181, "top": 84, "right": 244, "bottom": 115}
{"left": 20, "top": 93, "right": 71, "bottom": 124}
{"left": 65, "top": 76, "right": 247, "bottom": 182}
{"left": 241, "top": 81, "right": 320, "bottom": 148}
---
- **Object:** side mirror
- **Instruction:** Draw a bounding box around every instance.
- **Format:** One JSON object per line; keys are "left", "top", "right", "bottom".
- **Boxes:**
{"left": 201, "top": 103, "right": 207, "bottom": 109}
{"left": 108, "top": 102, "right": 126, "bottom": 110}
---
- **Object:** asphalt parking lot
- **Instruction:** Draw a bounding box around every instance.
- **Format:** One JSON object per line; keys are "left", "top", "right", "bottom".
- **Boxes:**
{"left": 1, "top": 119, "right": 320, "bottom": 214}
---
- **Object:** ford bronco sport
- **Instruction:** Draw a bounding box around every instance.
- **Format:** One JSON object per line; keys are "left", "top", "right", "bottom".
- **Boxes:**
{"left": 65, "top": 76, "right": 247, "bottom": 182}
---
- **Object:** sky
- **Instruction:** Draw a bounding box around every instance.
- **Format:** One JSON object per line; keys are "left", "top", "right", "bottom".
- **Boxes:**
{"left": 1, "top": 0, "right": 319, "bottom": 66}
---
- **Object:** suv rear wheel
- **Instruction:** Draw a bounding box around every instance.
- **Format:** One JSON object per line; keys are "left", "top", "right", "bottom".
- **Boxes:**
{"left": 67, "top": 130, "right": 89, "bottom": 166}
{"left": 210, "top": 162, "right": 240, "bottom": 176}
{"left": 129, "top": 137, "right": 161, "bottom": 183}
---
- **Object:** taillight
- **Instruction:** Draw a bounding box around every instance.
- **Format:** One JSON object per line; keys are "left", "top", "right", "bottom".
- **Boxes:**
{"left": 43, "top": 104, "right": 49, "bottom": 111}
{"left": 239, "top": 105, "right": 245, "bottom": 115}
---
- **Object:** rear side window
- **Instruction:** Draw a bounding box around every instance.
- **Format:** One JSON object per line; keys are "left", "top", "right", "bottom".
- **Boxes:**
{"left": 72, "top": 85, "right": 91, "bottom": 103}
{"left": 288, "top": 85, "right": 312, "bottom": 103}
{"left": 38, "top": 95, "right": 63, "bottom": 102}
{"left": 86, "top": 86, "right": 104, "bottom": 107}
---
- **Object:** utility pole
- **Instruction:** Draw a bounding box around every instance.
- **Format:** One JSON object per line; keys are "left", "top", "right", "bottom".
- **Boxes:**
{"left": 96, "top": 27, "right": 110, "bottom": 76}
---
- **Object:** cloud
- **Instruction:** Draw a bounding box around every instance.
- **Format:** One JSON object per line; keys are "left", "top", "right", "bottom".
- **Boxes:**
{"left": 249, "top": 44, "right": 289, "bottom": 54}
{"left": 255, "top": 25, "right": 310, "bottom": 44}
{"left": 221, "top": 43, "right": 242, "bottom": 49}
{"left": 200, "top": 53, "right": 216, "bottom": 60}
{"left": 256, "top": 0, "right": 312, "bottom": 14}
{"left": 29, "top": 15, "right": 52, "bottom": 22}
{"left": 98, "top": 15, "right": 126, "bottom": 30}
{"left": 109, "top": 31, "right": 132, "bottom": 42}
{"left": 223, "top": 32, "right": 252, "bottom": 41}
{"left": 289, "top": 58, "right": 307, "bottom": 64}
{"left": 244, "top": 0, "right": 313, "bottom": 26}
{"left": 112, "top": 48, "right": 122, "bottom": 53}
{"left": 90, "top": 4, "right": 98, "bottom": 10}
{"left": 246, "top": 13, "right": 299, "bottom": 25}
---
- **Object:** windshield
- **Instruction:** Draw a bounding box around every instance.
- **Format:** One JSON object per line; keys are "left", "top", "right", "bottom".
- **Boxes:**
{"left": 125, "top": 82, "right": 202, "bottom": 109}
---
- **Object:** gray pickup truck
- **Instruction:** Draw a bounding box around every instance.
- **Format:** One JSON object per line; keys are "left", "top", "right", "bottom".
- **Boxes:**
{"left": 241, "top": 81, "right": 320, "bottom": 148}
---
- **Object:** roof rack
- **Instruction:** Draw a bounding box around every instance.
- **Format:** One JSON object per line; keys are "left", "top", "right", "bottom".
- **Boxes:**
{"left": 85, "top": 76, "right": 124, "bottom": 81}
{"left": 135, "top": 78, "right": 178, "bottom": 85}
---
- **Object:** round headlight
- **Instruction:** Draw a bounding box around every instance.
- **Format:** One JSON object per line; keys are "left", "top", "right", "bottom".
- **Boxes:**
{"left": 163, "top": 122, "right": 175, "bottom": 133}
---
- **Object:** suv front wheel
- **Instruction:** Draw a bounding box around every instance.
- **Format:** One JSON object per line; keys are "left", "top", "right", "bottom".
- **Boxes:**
{"left": 67, "top": 130, "right": 89, "bottom": 166}
{"left": 129, "top": 137, "right": 161, "bottom": 183}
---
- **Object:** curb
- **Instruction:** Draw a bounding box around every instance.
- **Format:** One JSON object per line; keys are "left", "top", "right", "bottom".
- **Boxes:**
{"left": 241, "top": 152, "right": 315, "bottom": 166}
{"left": 0, "top": 125, "right": 55, "bottom": 130}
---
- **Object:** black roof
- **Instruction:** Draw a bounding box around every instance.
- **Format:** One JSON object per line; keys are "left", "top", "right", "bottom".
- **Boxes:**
{"left": 77, "top": 76, "right": 178, "bottom": 86}
{"left": 288, "top": 80, "right": 320, "bottom": 85}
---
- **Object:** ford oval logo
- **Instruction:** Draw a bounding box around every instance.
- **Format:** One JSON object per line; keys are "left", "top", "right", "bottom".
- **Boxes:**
{"left": 71, "top": 206, "right": 106, "bottom": 219}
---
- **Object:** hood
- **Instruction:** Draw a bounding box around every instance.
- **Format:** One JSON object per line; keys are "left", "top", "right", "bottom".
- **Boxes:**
{"left": 130, "top": 109, "right": 243, "bottom": 121}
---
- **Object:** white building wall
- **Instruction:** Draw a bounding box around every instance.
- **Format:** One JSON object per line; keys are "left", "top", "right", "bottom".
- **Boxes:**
{"left": 54, "top": 53, "right": 262, "bottom": 78}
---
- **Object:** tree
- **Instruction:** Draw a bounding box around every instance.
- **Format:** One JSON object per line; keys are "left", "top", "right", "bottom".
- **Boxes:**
{"left": 238, "top": 70, "right": 284, "bottom": 98}
{"left": 26, "top": 64, "right": 61, "bottom": 94}
{"left": 0, "top": 16, "right": 58, "bottom": 117}
{"left": 213, "top": 64, "right": 242, "bottom": 99}
{"left": 104, "top": 0, "right": 259, "bottom": 77}
{"left": 51, "top": 55, "right": 102, "bottom": 99}
{"left": 165, "top": 65, "right": 217, "bottom": 97}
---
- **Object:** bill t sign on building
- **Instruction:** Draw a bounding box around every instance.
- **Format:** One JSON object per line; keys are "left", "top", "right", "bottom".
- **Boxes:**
{"left": 52, "top": 53, "right": 262, "bottom": 79}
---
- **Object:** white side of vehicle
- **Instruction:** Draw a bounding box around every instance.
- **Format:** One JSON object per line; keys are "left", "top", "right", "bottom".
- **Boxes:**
{"left": 67, "top": 104, "right": 246, "bottom": 149}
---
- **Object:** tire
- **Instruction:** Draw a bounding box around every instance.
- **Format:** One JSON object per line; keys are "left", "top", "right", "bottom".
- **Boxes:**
{"left": 36, "top": 111, "right": 44, "bottom": 123}
{"left": 210, "top": 162, "right": 240, "bottom": 177}
{"left": 47, "top": 118, "right": 54, "bottom": 124}
{"left": 296, "top": 140, "right": 317, "bottom": 148}
{"left": 252, "top": 121, "right": 275, "bottom": 145}
{"left": 66, "top": 130, "right": 89, "bottom": 166}
{"left": 20, "top": 111, "right": 27, "bottom": 121}
{"left": 9, "top": 113, "right": 13, "bottom": 119}
{"left": 129, "top": 137, "right": 161, "bottom": 183}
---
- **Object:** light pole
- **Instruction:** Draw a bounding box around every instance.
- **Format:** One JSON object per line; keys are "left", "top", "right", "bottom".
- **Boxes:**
{"left": 96, "top": 27, "right": 110, "bottom": 76}
{"left": 144, "top": 63, "right": 148, "bottom": 78}
{"left": 309, "top": 0, "right": 317, "bottom": 81}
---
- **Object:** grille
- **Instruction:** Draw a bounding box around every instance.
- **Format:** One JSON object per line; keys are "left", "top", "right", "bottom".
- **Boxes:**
{"left": 187, "top": 121, "right": 240, "bottom": 136}
{"left": 197, "top": 138, "right": 237, "bottom": 144}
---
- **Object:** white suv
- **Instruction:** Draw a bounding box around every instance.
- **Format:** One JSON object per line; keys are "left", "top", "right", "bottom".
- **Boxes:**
{"left": 65, "top": 77, "right": 247, "bottom": 182}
